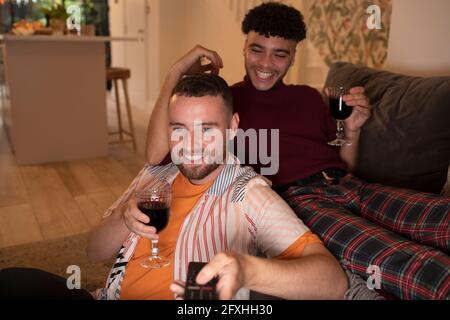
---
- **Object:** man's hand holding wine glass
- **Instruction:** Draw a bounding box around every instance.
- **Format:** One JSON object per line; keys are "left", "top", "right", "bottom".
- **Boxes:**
{"left": 123, "top": 195, "right": 159, "bottom": 241}
{"left": 342, "top": 86, "right": 372, "bottom": 133}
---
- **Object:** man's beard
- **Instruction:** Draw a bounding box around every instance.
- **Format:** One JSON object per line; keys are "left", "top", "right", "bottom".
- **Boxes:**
{"left": 177, "top": 163, "right": 221, "bottom": 181}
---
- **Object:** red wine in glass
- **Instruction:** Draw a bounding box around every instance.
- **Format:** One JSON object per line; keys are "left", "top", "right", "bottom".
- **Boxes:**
{"left": 138, "top": 201, "right": 169, "bottom": 232}
{"left": 135, "top": 179, "right": 172, "bottom": 269}
{"left": 329, "top": 97, "right": 353, "bottom": 120}
{"left": 326, "top": 86, "right": 352, "bottom": 146}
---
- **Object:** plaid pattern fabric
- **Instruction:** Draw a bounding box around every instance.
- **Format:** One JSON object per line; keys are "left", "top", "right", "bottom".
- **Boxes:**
{"left": 285, "top": 175, "right": 450, "bottom": 300}
{"left": 288, "top": 174, "right": 450, "bottom": 253}
{"left": 357, "top": 179, "right": 449, "bottom": 253}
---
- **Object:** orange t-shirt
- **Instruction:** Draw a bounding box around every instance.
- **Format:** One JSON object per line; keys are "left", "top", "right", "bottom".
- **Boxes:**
{"left": 120, "top": 173, "right": 214, "bottom": 300}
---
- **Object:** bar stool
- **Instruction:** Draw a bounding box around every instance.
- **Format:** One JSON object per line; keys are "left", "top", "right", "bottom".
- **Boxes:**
{"left": 106, "top": 67, "right": 137, "bottom": 151}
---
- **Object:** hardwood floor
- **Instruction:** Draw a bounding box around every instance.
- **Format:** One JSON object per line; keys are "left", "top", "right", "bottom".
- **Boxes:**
{"left": 0, "top": 97, "right": 149, "bottom": 248}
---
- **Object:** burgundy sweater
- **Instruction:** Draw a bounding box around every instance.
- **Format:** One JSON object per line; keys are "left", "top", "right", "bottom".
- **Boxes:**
{"left": 231, "top": 76, "right": 346, "bottom": 186}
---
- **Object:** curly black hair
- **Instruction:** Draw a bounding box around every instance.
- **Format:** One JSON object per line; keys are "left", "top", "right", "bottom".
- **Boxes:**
{"left": 242, "top": 2, "right": 307, "bottom": 42}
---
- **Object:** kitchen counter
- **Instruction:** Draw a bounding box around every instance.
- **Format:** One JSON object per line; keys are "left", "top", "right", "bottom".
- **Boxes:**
{"left": 0, "top": 35, "right": 137, "bottom": 165}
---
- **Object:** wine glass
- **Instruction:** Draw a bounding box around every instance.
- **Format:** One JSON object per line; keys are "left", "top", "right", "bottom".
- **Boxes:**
{"left": 325, "top": 86, "right": 353, "bottom": 147}
{"left": 136, "top": 179, "right": 172, "bottom": 268}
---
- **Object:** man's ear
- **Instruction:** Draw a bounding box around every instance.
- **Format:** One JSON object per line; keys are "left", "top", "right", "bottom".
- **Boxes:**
{"left": 228, "top": 112, "right": 240, "bottom": 139}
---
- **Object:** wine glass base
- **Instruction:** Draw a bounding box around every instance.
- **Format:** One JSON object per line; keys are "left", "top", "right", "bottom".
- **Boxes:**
{"left": 328, "top": 139, "right": 346, "bottom": 147}
{"left": 140, "top": 256, "right": 170, "bottom": 269}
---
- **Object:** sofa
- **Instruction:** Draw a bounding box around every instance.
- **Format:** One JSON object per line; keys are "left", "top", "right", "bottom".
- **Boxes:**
{"left": 286, "top": 62, "right": 450, "bottom": 300}
{"left": 326, "top": 62, "right": 450, "bottom": 195}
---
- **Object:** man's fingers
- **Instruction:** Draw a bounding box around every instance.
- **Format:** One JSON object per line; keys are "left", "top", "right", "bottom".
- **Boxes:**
{"left": 345, "top": 98, "right": 370, "bottom": 108}
{"left": 203, "top": 48, "right": 223, "bottom": 68}
{"left": 343, "top": 94, "right": 367, "bottom": 102}
{"left": 134, "top": 222, "right": 157, "bottom": 235}
{"left": 134, "top": 210, "right": 150, "bottom": 224}
{"left": 348, "top": 86, "right": 364, "bottom": 94}
{"left": 130, "top": 219, "right": 159, "bottom": 239}
{"left": 175, "top": 45, "right": 223, "bottom": 75}
{"left": 128, "top": 197, "right": 150, "bottom": 224}
{"left": 136, "top": 232, "right": 159, "bottom": 240}
{"left": 216, "top": 274, "right": 237, "bottom": 300}
{"left": 216, "top": 52, "right": 224, "bottom": 68}
{"left": 200, "top": 63, "right": 220, "bottom": 75}
{"left": 196, "top": 254, "right": 229, "bottom": 285}
{"left": 125, "top": 206, "right": 158, "bottom": 239}
{"left": 124, "top": 217, "right": 158, "bottom": 239}
{"left": 196, "top": 263, "right": 222, "bottom": 285}
{"left": 170, "top": 280, "right": 186, "bottom": 300}
{"left": 200, "top": 63, "right": 213, "bottom": 72}
{"left": 193, "top": 252, "right": 244, "bottom": 300}
{"left": 197, "top": 47, "right": 223, "bottom": 69}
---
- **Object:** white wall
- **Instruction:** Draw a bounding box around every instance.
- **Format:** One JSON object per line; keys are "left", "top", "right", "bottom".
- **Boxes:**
{"left": 147, "top": 0, "right": 160, "bottom": 105}
{"left": 158, "top": 0, "right": 186, "bottom": 85}
{"left": 109, "top": 0, "right": 126, "bottom": 67}
{"left": 182, "top": 0, "right": 246, "bottom": 85}
{"left": 385, "top": 0, "right": 450, "bottom": 76}
{"left": 109, "top": 0, "right": 151, "bottom": 110}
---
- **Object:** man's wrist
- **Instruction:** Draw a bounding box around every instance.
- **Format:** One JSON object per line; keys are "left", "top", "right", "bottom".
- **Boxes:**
{"left": 344, "top": 129, "right": 360, "bottom": 141}
{"left": 118, "top": 203, "right": 132, "bottom": 233}
{"left": 240, "top": 254, "right": 258, "bottom": 289}
{"left": 168, "top": 65, "right": 184, "bottom": 80}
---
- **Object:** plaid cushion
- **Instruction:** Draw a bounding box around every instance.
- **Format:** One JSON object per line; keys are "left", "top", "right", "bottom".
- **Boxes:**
{"left": 285, "top": 186, "right": 450, "bottom": 300}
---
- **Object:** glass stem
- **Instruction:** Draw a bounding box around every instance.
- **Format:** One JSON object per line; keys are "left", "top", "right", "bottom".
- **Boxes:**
{"left": 151, "top": 239, "right": 159, "bottom": 257}
{"left": 337, "top": 120, "right": 345, "bottom": 141}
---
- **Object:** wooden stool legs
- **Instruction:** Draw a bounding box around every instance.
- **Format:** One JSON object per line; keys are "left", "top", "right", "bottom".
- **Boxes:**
{"left": 113, "top": 79, "right": 124, "bottom": 141}
{"left": 109, "top": 78, "right": 137, "bottom": 151}
{"left": 122, "top": 79, "right": 137, "bottom": 151}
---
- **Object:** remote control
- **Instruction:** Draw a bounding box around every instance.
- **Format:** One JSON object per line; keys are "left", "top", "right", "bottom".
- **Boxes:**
{"left": 184, "top": 262, "right": 218, "bottom": 300}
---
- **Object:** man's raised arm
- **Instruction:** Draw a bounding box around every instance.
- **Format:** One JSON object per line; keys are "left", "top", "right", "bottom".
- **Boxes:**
{"left": 145, "top": 45, "right": 223, "bottom": 164}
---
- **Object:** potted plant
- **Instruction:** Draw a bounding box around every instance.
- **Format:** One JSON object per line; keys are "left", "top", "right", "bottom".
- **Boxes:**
{"left": 41, "top": 3, "right": 70, "bottom": 35}
{"left": 81, "top": 1, "right": 98, "bottom": 36}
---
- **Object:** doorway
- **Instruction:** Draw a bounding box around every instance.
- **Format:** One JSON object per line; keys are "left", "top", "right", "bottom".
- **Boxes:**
{"left": 108, "top": 0, "right": 148, "bottom": 110}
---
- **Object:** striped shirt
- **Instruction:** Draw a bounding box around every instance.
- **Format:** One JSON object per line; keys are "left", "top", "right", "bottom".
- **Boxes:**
{"left": 98, "top": 154, "right": 314, "bottom": 300}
